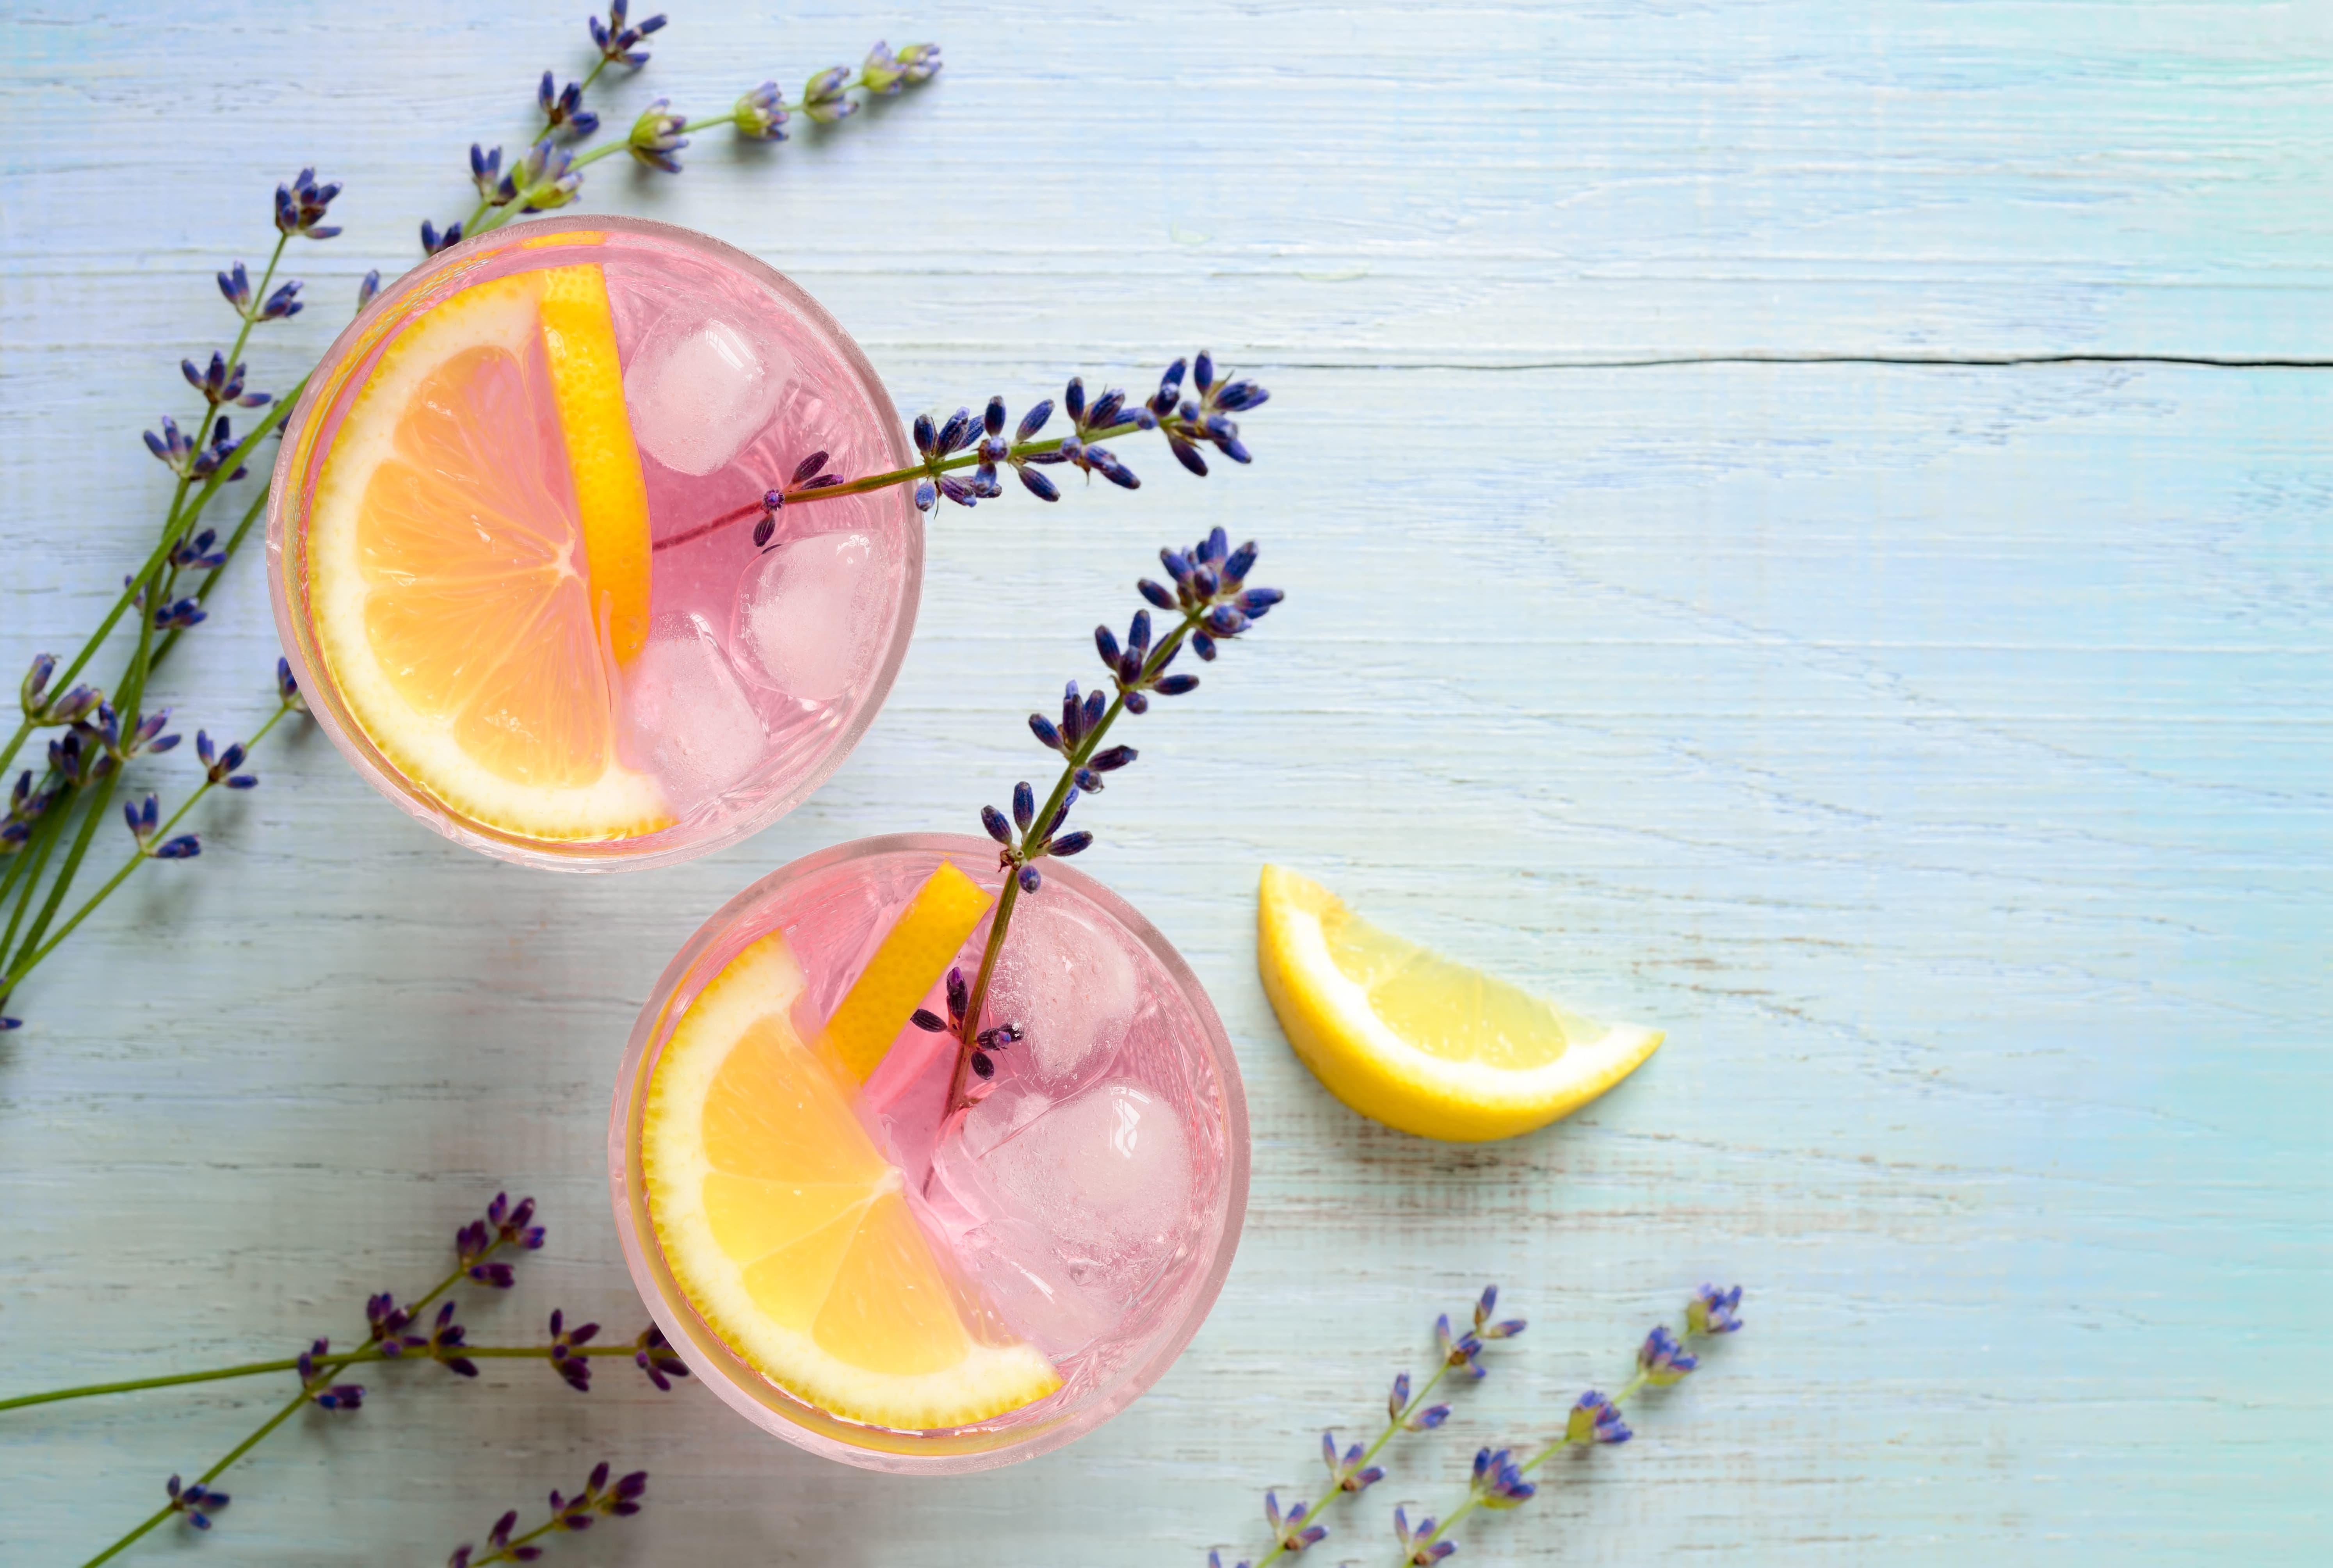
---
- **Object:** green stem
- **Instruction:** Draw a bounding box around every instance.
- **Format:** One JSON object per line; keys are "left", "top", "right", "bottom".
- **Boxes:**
{"left": 4, "top": 703, "right": 294, "bottom": 988}
{"left": 0, "top": 787, "right": 73, "bottom": 965}
{"left": 9, "top": 589, "right": 156, "bottom": 970}
{"left": 947, "top": 601, "right": 1209, "bottom": 1114}
{"left": 5, "top": 766, "right": 114, "bottom": 977}
{"left": 0, "top": 1359, "right": 309, "bottom": 1411}
{"left": 0, "top": 1340, "right": 640, "bottom": 1414}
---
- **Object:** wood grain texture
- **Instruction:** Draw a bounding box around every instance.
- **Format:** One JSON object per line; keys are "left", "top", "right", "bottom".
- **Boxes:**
{"left": 2, "top": 1, "right": 2327, "bottom": 1563}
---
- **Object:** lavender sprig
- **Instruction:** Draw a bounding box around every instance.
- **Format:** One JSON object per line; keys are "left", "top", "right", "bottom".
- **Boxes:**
{"left": 655, "top": 356, "right": 1271, "bottom": 557}
{"left": 447, "top": 1462, "right": 649, "bottom": 1567}
{"left": 1390, "top": 1286, "right": 1747, "bottom": 1566}
{"left": 35, "top": 1194, "right": 686, "bottom": 1564}
{"left": 941, "top": 529, "right": 1283, "bottom": 1113}
{"left": 432, "top": 14, "right": 938, "bottom": 252}
{"left": 2, "top": 8, "right": 940, "bottom": 1035}
{"left": 1210, "top": 1288, "right": 1521, "bottom": 1568}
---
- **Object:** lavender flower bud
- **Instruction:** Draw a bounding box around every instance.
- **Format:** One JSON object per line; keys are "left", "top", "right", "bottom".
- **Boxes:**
{"left": 1018, "top": 865, "right": 1042, "bottom": 894}
{"left": 1015, "top": 399, "right": 1054, "bottom": 441}
{"left": 1687, "top": 1283, "right": 1744, "bottom": 1335}
{"left": 1048, "top": 830, "right": 1093, "bottom": 857}
{"left": 1637, "top": 1324, "right": 1698, "bottom": 1385}
{"left": 734, "top": 81, "right": 789, "bottom": 141}
{"left": 1153, "top": 673, "right": 1199, "bottom": 697}
{"left": 1566, "top": 1390, "right": 1631, "bottom": 1445}
{"left": 627, "top": 99, "right": 689, "bottom": 173}
{"left": 803, "top": 64, "right": 857, "bottom": 123}
{"left": 1012, "top": 781, "right": 1035, "bottom": 831}
{"left": 981, "top": 805, "right": 1011, "bottom": 844}
{"left": 1028, "top": 714, "right": 1062, "bottom": 751}
{"left": 1137, "top": 578, "right": 1175, "bottom": 610}
{"left": 274, "top": 167, "right": 343, "bottom": 240}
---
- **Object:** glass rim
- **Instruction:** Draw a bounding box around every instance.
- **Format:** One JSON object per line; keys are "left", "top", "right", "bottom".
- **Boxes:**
{"left": 605, "top": 831, "right": 1252, "bottom": 1473}
{"left": 264, "top": 212, "right": 924, "bottom": 873}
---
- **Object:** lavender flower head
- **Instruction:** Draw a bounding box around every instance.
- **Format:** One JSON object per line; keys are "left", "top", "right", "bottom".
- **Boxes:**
{"left": 274, "top": 167, "right": 343, "bottom": 240}
{"left": 296, "top": 1339, "right": 364, "bottom": 1410}
{"left": 1564, "top": 1389, "right": 1632, "bottom": 1445}
{"left": 548, "top": 1308, "right": 601, "bottom": 1392}
{"left": 1264, "top": 1490, "right": 1326, "bottom": 1552}
{"left": 1472, "top": 1283, "right": 1526, "bottom": 1341}
{"left": 1394, "top": 1505, "right": 1455, "bottom": 1566}
{"left": 634, "top": 1324, "right": 690, "bottom": 1391}
{"left": 1324, "top": 1431, "right": 1385, "bottom": 1493}
{"left": 1637, "top": 1323, "right": 1699, "bottom": 1386}
{"left": 733, "top": 82, "right": 789, "bottom": 141}
{"left": 1470, "top": 1445, "right": 1536, "bottom": 1509}
{"left": 627, "top": 99, "right": 689, "bottom": 173}
{"left": 539, "top": 70, "right": 600, "bottom": 138}
{"left": 165, "top": 1474, "right": 229, "bottom": 1531}
{"left": 590, "top": 0, "right": 666, "bottom": 67}
{"left": 1687, "top": 1282, "right": 1744, "bottom": 1336}
{"left": 1434, "top": 1313, "right": 1486, "bottom": 1380}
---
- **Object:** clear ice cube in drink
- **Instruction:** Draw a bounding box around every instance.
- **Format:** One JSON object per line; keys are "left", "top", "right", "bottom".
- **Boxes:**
{"left": 622, "top": 315, "right": 785, "bottom": 477}
{"left": 735, "top": 530, "right": 882, "bottom": 702}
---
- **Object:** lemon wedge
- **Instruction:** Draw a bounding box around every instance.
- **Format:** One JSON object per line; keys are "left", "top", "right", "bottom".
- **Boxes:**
{"left": 819, "top": 861, "right": 994, "bottom": 1082}
{"left": 1257, "top": 865, "right": 1662, "bottom": 1142}
{"left": 642, "top": 931, "right": 1060, "bottom": 1429}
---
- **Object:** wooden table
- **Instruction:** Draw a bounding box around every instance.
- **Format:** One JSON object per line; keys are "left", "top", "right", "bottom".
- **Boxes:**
{"left": 4, "top": 2, "right": 2325, "bottom": 1562}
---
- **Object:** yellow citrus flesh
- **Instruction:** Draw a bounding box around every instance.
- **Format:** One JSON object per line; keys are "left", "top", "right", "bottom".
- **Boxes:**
{"left": 306, "top": 266, "right": 668, "bottom": 842}
{"left": 1257, "top": 865, "right": 1662, "bottom": 1142}
{"left": 536, "top": 264, "right": 652, "bottom": 664}
{"left": 642, "top": 931, "right": 1059, "bottom": 1429}
{"left": 819, "top": 861, "right": 995, "bottom": 1082}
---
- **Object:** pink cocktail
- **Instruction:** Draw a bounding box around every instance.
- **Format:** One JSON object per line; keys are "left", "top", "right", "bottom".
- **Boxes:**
{"left": 609, "top": 834, "right": 1250, "bottom": 1471}
{"left": 269, "top": 215, "right": 921, "bottom": 870}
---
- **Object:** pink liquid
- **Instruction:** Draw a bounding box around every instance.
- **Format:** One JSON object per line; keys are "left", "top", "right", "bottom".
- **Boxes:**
{"left": 614, "top": 837, "right": 1248, "bottom": 1465}
{"left": 271, "top": 218, "right": 922, "bottom": 869}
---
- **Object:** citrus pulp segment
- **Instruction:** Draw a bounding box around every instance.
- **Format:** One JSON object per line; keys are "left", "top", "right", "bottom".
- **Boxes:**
{"left": 306, "top": 267, "right": 669, "bottom": 842}
{"left": 642, "top": 931, "right": 1060, "bottom": 1429}
{"left": 820, "top": 861, "right": 995, "bottom": 1082}
{"left": 1256, "top": 865, "right": 1663, "bottom": 1142}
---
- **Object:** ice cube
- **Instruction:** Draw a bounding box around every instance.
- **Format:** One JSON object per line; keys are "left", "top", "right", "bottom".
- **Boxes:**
{"left": 735, "top": 531, "right": 879, "bottom": 703}
{"left": 985, "top": 894, "right": 1141, "bottom": 1088}
{"left": 622, "top": 612, "right": 767, "bottom": 811}
{"left": 622, "top": 317, "right": 785, "bottom": 477}
{"left": 927, "top": 1112, "right": 1119, "bottom": 1360}
{"left": 977, "top": 1080, "right": 1192, "bottom": 1276}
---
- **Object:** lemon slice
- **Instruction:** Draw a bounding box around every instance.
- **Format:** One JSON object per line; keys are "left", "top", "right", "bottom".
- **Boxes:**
{"left": 642, "top": 931, "right": 1060, "bottom": 1429}
{"left": 306, "top": 265, "right": 669, "bottom": 842}
{"left": 819, "top": 861, "right": 994, "bottom": 1082}
{"left": 1257, "top": 865, "right": 1662, "bottom": 1142}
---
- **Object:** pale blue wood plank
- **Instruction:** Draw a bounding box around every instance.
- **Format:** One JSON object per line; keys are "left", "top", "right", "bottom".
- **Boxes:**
{"left": 1, "top": 2, "right": 2326, "bottom": 1564}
